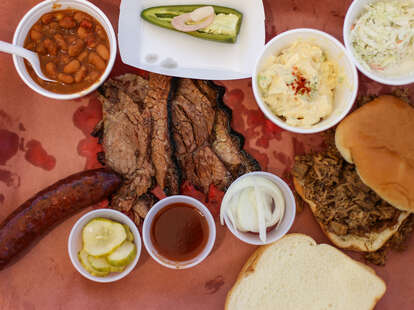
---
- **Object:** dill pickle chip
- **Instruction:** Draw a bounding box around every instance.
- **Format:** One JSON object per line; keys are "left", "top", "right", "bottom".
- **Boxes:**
{"left": 82, "top": 218, "right": 127, "bottom": 257}
{"left": 107, "top": 241, "right": 137, "bottom": 267}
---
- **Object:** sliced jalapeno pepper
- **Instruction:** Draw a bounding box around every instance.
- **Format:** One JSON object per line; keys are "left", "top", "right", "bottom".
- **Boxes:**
{"left": 141, "top": 5, "right": 243, "bottom": 43}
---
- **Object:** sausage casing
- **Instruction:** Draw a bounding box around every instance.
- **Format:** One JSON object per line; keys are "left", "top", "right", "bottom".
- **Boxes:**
{"left": 0, "top": 168, "right": 122, "bottom": 270}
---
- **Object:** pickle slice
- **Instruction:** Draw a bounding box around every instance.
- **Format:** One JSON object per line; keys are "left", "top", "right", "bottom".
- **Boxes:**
{"left": 78, "top": 249, "right": 109, "bottom": 277}
{"left": 123, "top": 224, "right": 134, "bottom": 242}
{"left": 107, "top": 241, "right": 137, "bottom": 267}
{"left": 87, "top": 255, "right": 125, "bottom": 273}
{"left": 82, "top": 218, "right": 127, "bottom": 257}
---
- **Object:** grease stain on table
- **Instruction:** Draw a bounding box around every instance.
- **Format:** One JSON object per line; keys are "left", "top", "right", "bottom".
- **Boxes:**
{"left": 25, "top": 139, "right": 56, "bottom": 171}
{"left": 205, "top": 275, "right": 225, "bottom": 295}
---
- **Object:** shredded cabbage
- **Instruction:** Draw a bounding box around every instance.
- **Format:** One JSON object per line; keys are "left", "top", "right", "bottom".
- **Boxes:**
{"left": 350, "top": 1, "right": 414, "bottom": 71}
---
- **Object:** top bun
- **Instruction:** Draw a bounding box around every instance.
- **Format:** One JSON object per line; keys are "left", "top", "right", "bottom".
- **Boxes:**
{"left": 335, "top": 95, "right": 414, "bottom": 213}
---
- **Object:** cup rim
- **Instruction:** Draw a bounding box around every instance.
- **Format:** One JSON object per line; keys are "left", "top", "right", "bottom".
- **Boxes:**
{"left": 12, "top": 0, "right": 117, "bottom": 100}
{"left": 221, "top": 171, "right": 296, "bottom": 245}
{"left": 142, "top": 195, "right": 216, "bottom": 269}
{"left": 343, "top": 0, "right": 414, "bottom": 86}
{"left": 68, "top": 208, "right": 141, "bottom": 283}
{"left": 252, "top": 28, "right": 358, "bottom": 134}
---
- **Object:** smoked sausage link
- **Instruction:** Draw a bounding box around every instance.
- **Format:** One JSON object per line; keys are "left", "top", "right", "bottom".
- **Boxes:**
{"left": 0, "top": 168, "right": 122, "bottom": 270}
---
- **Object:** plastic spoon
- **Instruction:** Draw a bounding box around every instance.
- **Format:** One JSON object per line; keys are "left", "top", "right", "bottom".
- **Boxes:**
{"left": 0, "top": 41, "right": 56, "bottom": 82}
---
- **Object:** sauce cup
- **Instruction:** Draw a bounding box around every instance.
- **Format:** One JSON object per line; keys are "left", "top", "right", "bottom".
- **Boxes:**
{"left": 12, "top": 0, "right": 117, "bottom": 100}
{"left": 68, "top": 209, "right": 141, "bottom": 283}
{"left": 142, "top": 195, "right": 216, "bottom": 269}
{"left": 221, "top": 171, "right": 296, "bottom": 245}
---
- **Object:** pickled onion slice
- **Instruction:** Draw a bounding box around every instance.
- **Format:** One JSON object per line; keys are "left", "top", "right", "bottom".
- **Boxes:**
{"left": 171, "top": 6, "right": 215, "bottom": 32}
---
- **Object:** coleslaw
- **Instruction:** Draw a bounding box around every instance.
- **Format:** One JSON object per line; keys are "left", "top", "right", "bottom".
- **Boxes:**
{"left": 351, "top": 0, "right": 414, "bottom": 73}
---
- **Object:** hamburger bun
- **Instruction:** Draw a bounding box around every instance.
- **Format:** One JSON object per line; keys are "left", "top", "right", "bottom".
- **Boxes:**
{"left": 335, "top": 95, "right": 414, "bottom": 213}
{"left": 225, "top": 234, "right": 386, "bottom": 310}
{"left": 293, "top": 177, "right": 410, "bottom": 252}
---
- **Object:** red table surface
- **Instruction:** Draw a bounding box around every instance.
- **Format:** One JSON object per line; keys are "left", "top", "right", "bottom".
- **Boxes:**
{"left": 1, "top": 1, "right": 413, "bottom": 309}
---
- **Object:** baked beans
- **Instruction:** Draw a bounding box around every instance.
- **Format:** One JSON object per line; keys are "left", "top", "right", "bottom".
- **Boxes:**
{"left": 24, "top": 9, "right": 110, "bottom": 94}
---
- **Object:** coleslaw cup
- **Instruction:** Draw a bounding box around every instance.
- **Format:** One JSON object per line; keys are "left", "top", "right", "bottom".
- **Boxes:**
{"left": 343, "top": 0, "right": 414, "bottom": 85}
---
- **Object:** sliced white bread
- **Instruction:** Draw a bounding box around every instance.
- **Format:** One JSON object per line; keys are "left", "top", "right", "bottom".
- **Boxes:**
{"left": 293, "top": 177, "right": 410, "bottom": 252}
{"left": 225, "top": 234, "right": 386, "bottom": 310}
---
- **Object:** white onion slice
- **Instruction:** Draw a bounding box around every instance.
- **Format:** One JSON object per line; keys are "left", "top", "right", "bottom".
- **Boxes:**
{"left": 190, "top": 6, "right": 214, "bottom": 22}
{"left": 236, "top": 188, "right": 257, "bottom": 232}
{"left": 254, "top": 184, "right": 267, "bottom": 242}
{"left": 220, "top": 175, "right": 286, "bottom": 243}
{"left": 171, "top": 7, "right": 215, "bottom": 32}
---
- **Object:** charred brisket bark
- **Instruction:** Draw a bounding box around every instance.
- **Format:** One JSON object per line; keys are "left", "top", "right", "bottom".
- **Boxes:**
{"left": 197, "top": 80, "right": 261, "bottom": 177}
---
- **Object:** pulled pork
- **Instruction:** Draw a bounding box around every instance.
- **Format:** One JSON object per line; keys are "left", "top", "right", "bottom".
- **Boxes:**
{"left": 292, "top": 147, "right": 401, "bottom": 237}
{"left": 364, "top": 214, "right": 414, "bottom": 266}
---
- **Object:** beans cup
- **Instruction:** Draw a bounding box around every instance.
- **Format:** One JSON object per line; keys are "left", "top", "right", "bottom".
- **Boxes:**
{"left": 13, "top": 0, "right": 117, "bottom": 100}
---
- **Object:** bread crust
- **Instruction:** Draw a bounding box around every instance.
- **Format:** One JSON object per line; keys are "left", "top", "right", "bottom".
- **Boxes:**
{"left": 225, "top": 233, "right": 386, "bottom": 310}
{"left": 224, "top": 242, "right": 267, "bottom": 310}
{"left": 293, "top": 177, "right": 410, "bottom": 252}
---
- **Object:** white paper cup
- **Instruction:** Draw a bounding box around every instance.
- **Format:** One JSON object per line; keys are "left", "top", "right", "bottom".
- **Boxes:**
{"left": 13, "top": 0, "right": 117, "bottom": 100}
{"left": 68, "top": 209, "right": 141, "bottom": 283}
{"left": 221, "top": 171, "right": 296, "bottom": 245}
{"left": 344, "top": 0, "right": 414, "bottom": 85}
{"left": 252, "top": 28, "right": 358, "bottom": 134}
{"left": 142, "top": 195, "right": 216, "bottom": 269}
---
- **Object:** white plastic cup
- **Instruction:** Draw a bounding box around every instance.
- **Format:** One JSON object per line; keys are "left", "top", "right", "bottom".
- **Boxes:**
{"left": 142, "top": 195, "right": 216, "bottom": 269}
{"left": 252, "top": 28, "right": 358, "bottom": 134}
{"left": 343, "top": 0, "right": 414, "bottom": 85}
{"left": 68, "top": 209, "right": 141, "bottom": 283}
{"left": 12, "top": 0, "right": 117, "bottom": 100}
{"left": 221, "top": 171, "right": 296, "bottom": 245}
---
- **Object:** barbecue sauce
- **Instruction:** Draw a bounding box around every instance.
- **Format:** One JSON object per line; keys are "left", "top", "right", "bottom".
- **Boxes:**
{"left": 150, "top": 203, "right": 209, "bottom": 261}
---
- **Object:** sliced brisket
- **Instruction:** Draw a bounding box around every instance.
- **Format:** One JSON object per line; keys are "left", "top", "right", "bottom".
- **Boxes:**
{"left": 144, "top": 73, "right": 180, "bottom": 196}
{"left": 172, "top": 78, "right": 216, "bottom": 155}
{"left": 171, "top": 79, "right": 232, "bottom": 193}
{"left": 194, "top": 80, "right": 260, "bottom": 177}
{"left": 131, "top": 193, "right": 159, "bottom": 226}
{"left": 99, "top": 79, "right": 153, "bottom": 198}
{"left": 180, "top": 145, "right": 232, "bottom": 193}
{"left": 96, "top": 74, "right": 260, "bottom": 220}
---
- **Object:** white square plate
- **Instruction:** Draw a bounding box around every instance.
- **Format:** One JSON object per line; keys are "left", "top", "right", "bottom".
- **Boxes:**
{"left": 118, "top": 0, "right": 265, "bottom": 80}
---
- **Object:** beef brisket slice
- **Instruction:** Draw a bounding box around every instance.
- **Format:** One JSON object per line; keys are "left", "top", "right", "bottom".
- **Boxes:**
{"left": 212, "top": 108, "right": 260, "bottom": 177}
{"left": 99, "top": 81, "right": 153, "bottom": 194}
{"left": 172, "top": 79, "right": 216, "bottom": 154}
{"left": 194, "top": 80, "right": 260, "bottom": 177}
{"left": 171, "top": 79, "right": 233, "bottom": 193}
{"left": 171, "top": 79, "right": 261, "bottom": 193}
{"left": 131, "top": 193, "right": 159, "bottom": 226}
{"left": 98, "top": 78, "right": 154, "bottom": 213}
{"left": 144, "top": 73, "right": 180, "bottom": 195}
{"left": 182, "top": 145, "right": 232, "bottom": 193}
{"left": 110, "top": 73, "right": 149, "bottom": 103}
